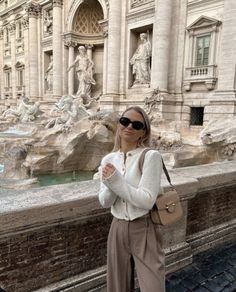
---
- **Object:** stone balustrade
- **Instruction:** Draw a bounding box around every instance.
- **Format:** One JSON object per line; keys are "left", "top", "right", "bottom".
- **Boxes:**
{"left": 0, "top": 161, "right": 236, "bottom": 291}
{"left": 184, "top": 65, "right": 217, "bottom": 91}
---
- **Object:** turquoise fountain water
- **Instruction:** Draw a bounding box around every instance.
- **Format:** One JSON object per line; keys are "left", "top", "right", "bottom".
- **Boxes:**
{"left": 37, "top": 170, "right": 95, "bottom": 187}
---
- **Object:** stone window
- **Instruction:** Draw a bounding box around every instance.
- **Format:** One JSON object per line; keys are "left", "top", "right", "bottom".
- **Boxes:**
{"left": 195, "top": 34, "right": 210, "bottom": 66}
{"left": 15, "top": 62, "right": 25, "bottom": 89}
{"left": 184, "top": 16, "right": 221, "bottom": 91}
{"left": 73, "top": 0, "right": 103, "bottom": 35}
{"left": 190, "top": 107, "right": 204, "bottom": 126}
{"left": 4, "top": 27, "right": 9, "bottom": 44}
{"left": 3, "top": 65, "right": 11, "bottom": 89}
{"left": 17, "top": 21, "right": 23, "bottom": 39}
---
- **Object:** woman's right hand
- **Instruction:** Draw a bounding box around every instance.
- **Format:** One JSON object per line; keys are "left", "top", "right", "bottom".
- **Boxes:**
{"left": 102, "top": 163, "right": 116, "bottom": 180}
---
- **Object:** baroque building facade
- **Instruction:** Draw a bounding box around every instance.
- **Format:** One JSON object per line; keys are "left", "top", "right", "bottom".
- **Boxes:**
{"left": 0, "top": 0, "right": 235, "bottom": 126}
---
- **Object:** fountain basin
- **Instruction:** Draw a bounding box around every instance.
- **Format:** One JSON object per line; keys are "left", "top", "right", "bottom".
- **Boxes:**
{"left": 0, "top": 178, "right": 38, "bottom": 190}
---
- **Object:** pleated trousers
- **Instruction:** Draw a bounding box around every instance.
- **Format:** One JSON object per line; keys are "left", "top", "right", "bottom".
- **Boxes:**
{"left": 107, "top": 215, "right": 165, "bottom": 292}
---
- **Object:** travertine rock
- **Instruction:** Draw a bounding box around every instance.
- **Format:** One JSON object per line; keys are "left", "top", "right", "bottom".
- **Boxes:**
{"left": 200, "top": 117, "right": 236, "bottom": 159}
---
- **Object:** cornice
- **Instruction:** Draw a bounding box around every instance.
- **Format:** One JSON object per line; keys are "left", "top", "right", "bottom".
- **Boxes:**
{"left": 0, "top": 0, "right": 26, "bottom": 18}
{"left": 126, "top": 5, "right": 155, "bottom": 24}
{"left": 188, "top": 0, "right": 224, "bottom": 12}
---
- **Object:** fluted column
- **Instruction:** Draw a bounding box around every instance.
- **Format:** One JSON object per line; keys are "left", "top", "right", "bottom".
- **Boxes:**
{"left": 151, "top": 0, "right": 172, "bottom": 91}
{"left": 105, "top": 0, "right": 121, "bottom": 98}
{"left": 25, "top": 2, "right": 40, "bottom": 98}
{"left": 53, "top": 0, "right": 63, "bottom": 97}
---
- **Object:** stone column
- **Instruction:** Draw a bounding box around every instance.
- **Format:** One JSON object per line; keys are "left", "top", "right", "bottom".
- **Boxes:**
{"left": 25, "top": 2, "right": 40, "bottom": 98}
{"left": 9, "top": 22, "right": 16, "bottom": 99}
{"left": 151, "top": 0, "right": 172, "bottom": 91}
{"left": 65, "top": 41, "right": 76, "bottom": 95}
{"left": 0, "top": 27, "right": 4, "bottom": 99}
{"left": 104, "top": 0, "right": 121, "bottom": 103}
{"left": 86, "top": 44, "right": 93, "bottom": 60}
{"left": 22, "top": 16, "right": 29, "bottom": 97}
{"left": 52, "top": 0, "right": 63, "bottom": 97}
{"left": 215, "top": 0, "right": 236, "bottom": 96}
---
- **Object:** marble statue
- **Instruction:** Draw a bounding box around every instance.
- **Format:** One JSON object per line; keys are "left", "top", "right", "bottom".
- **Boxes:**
{"left": 67, "top": 46, "right": 96, "bottom": 98}
{"left": 2, "top": 96, "right": 41, "bottom": 122}
{"left": 2, "top": 95, "right": 29, "bottom": 120}
{"left": 45, "top": 55, "right": 53, "bottom": 91}
{"left": 22, "top": 102, "right": 41, "bottom": 122}
{"left": 144, "top": 88, "right": 162, "bottom": 115}
{"left": 46, "top": 95, "right": 77, "bottom": 128}
{"left": 130, "top": 33, "right": 151, "bottom": 86}
{"left": 200, "top": 117, "right": 236, "bottom": 158}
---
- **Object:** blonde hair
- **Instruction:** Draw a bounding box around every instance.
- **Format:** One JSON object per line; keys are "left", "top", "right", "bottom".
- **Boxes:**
{"left": 113, "top": 106, "right": 151, "bottom": 151}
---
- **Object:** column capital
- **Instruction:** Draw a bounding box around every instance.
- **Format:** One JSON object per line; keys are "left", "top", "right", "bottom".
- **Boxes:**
{"left": 53, "top": 0, "right": 63, "bottom": 8}
{"left": 85, "top": 44, "right": 94, "bottom": 50}
{"left": 25, "top": 2, "right": 41, "bottom": 18}
{"left": 98, "top": 19, "right": 108, "bottom": 38}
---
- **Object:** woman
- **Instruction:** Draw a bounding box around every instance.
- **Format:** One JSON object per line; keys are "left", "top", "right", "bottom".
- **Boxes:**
{"left": 98, "top": 106, "right": 165, "bottom": 292}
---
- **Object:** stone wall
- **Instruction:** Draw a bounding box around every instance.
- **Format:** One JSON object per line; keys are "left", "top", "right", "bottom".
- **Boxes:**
{"left": 0, "top": 161, "right": 236, "bottom": 291}
{"left": 0, "top": 213, "right": 111, "bottom": 291}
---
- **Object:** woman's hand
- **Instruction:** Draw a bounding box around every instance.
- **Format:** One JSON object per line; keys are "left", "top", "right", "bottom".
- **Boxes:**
{"left": 102, "top": 163, "right": 116, "bottom": 180}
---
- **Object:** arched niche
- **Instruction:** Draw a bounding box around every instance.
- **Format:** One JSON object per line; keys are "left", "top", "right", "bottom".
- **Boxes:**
{"left": 66, "top": 0, "right": 106, "bottom": 97}
{"left": 67, "top": 0, "right": 108, "bottom": 31}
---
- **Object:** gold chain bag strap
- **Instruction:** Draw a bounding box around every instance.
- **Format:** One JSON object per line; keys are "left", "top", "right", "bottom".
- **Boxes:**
{"left": 139, "top": 148, "right": 183, "bottom": 225}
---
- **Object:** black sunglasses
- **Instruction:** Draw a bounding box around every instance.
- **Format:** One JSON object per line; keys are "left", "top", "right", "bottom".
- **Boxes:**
{"left": 119, "top": 117, "right": 145, "bottom": 130}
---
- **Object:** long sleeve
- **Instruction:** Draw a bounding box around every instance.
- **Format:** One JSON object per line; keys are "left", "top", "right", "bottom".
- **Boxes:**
{"left": 103, "top": 151, "right": 162, "bottom": 210}
{"left": 98, "top": 163, "right": 118, "bottom": 208}
{"left": 98, "top": 181, "right": 117, "bottom": 208}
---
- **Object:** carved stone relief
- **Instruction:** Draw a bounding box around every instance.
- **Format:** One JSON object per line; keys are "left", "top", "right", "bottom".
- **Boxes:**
{"left": 43, "top": 9, "right": 53, "bottom": 36}
{"left": 22, "top": 16, "right": 29, "bottom": 29}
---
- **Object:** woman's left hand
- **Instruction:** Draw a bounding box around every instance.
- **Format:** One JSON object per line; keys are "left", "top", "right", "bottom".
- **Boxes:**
{"left": 102, "top": 163, "right": 116, "bottom": 179}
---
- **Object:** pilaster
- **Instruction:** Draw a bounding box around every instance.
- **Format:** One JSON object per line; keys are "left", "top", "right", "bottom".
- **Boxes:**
{"left": 207, "top": 0, "right": 236, "bottom": 119}
{"left": 214, "top": 0, "right": 236, "bottom": 97}
{"left": 9, "top": 22, "right": 16, "bottom": 99}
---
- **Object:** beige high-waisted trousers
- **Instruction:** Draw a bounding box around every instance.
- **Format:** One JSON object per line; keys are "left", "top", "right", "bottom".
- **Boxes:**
{"left": 107, "top": 215, "right": 165, "bottom": 292}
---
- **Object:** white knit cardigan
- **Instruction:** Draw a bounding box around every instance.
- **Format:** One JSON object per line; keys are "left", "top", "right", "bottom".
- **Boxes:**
{"left": 98, "top": 148, "right": 163, "bottom": 221}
